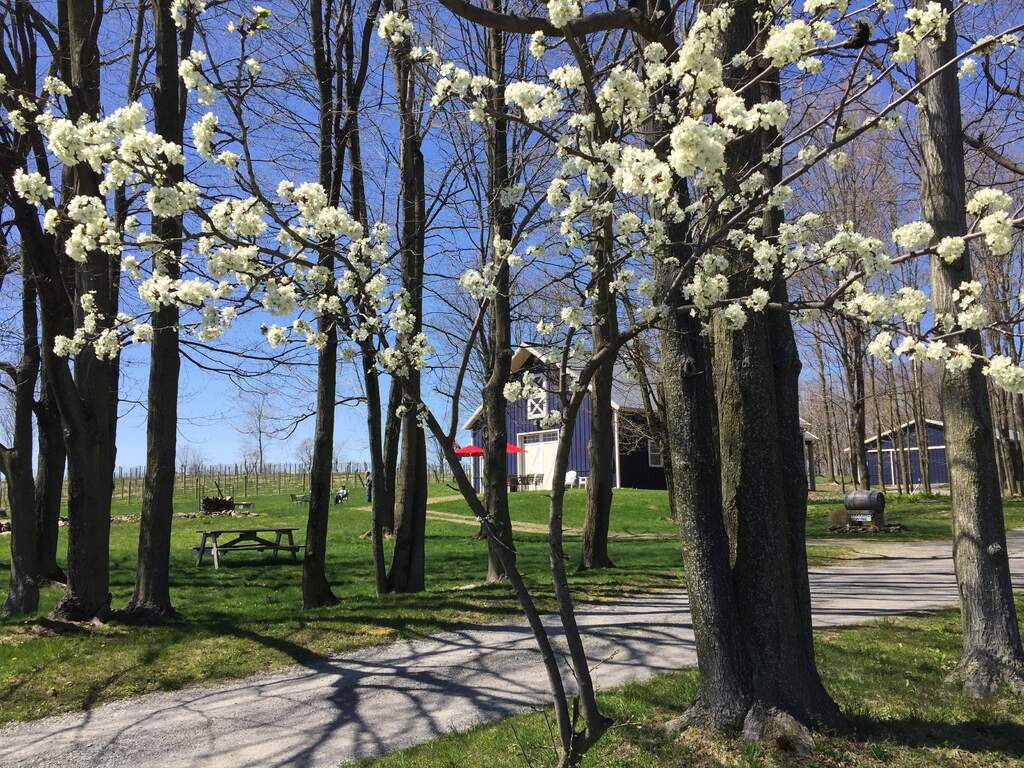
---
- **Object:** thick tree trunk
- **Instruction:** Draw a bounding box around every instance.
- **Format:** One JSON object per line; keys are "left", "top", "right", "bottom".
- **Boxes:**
{"left": 915, "top": 0, "right": 1024, "bottom": 695}
{"left": 844, "top": 324, "right": 869, "bottom": 489}
{"left": 364, "top": 358, "right": 390, "bottom": 596}
{"left": 126, "top": 0, "right": 188, "bottom": 622}
{"left": 34, "top": 375, "right": 66, "bottom": 584}
{"left": 660, "top": 303, "right": 751, "bottom": 729}
{"left": 304, "top": 319, "right": 340, "bottom": 608}
{"left": 389, "top": 407, "right": 427, "bottom": 593}
{"left": 386, "top": 0, "right": 428, "bottom": 593}
{"left": 300, "top": 0, "right": 341, "bottom": 610}
{"left": 481, "top": 3, "right": 515, "bottom": 583}
{"left": 52, "top": 0, "right": 118, "bottom": 622}
{"left": 580, "top": 212, "right": 617, "bottom": 571}
{"left": 2, "top": 259, "right": 41, "bottom": 617}
{"left": 381, "top": 385, "right": 401, "bottom": 532}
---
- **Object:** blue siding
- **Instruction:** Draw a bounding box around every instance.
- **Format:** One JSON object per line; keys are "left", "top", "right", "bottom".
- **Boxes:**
{"left": 469, "top": 359, "right": 633, "bottom": 491}
{"left": 866, "top": 422, "right": 950, "bottom": 487}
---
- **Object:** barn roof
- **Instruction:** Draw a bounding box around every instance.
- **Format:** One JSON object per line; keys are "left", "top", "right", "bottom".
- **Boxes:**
{"left": 860, "top": 419, "right": 944, "bottom": 444}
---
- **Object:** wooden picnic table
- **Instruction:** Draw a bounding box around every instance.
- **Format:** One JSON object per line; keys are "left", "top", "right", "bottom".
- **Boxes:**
{"left": 194, "top": 527, "right": 302, "bottom": 569}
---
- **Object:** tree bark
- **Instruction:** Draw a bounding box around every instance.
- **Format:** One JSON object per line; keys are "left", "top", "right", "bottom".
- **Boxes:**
{"left": 125, "top": 0, "right": 189, "bottom": 622}
{"left": 2, "top": 255, "right": 41, "bottom": 617}
{"left": 34, "top": 373, "right": 66, "bottom": 583}
{"left": 481, "top": 1, "right": 516, "bottom": 583}
{"left": 386, "top": 0, "right": 428, "bottom": 593}
{"left": 50, "top": 0, "right": 118, "bottom": 622}
{"left": 580, "top": 211, "right": 617, "bottom": 571}
{"left": 843, "top": 323, "right": 869, "bottom": 489}
{"left": 302, "top": 0, "right": 340, "bottom": 610}
{"left": 915, "top": 0, "right": 1024, "bottom": 695}
{"left": 661, "top": 0, "right": 838, "bottom": 733}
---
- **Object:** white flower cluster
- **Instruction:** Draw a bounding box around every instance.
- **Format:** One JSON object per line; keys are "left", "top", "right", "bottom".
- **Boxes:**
{"left": 763, "top": 19, "right": 836, "bottom": 67}
{"left": 967, "top": 188, "right": 1016, "bottom": 256}
{"left": 170, "top": 0, "right": 206, "bottom": 29}
{"left": 894, "top": 2, "right": 949, "bottom": 64}
{"left": 503, "top": 373, "right": 547, "bottom": 403}
{"left": 505, "top": 82, "right": 562, "bottom": 122}
{"left": 546, "top": 0, "right": 581, "bottom": 28}
{"left": 12, "top": 169, "right": 53, "bottom": 204}
{"left": 892, "top": 221, "right": 934, "bottom": 250}
{"left": 377, "top": 12, "right": 413, "bottom": 46}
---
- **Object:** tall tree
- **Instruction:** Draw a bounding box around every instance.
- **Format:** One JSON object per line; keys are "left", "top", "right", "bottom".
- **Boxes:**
{"left": 126, "top": 0, "right": 192, "bottom": 622}
{"left": 34, "top": 373, "right": 66, "bottom": 584}
{"left": 480, "top": 0, "right": 516, "bottom": 583}
{"left": 1, "top": 249, "right": 41, "bottom": 616}
{"left": 915, "top": 0, "right": 1024, "bottom": 695}
{"left": 386, "top": 0, "right": 429, "bottom": 594}
{"left": 580, "top": 208, "right": 617, "bottom": 571}
{"left": 302, "top": 0, "right": 341, "bottom": 609}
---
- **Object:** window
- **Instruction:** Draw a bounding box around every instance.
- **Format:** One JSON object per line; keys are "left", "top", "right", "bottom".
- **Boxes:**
{"left": 648, "top": 439, "right": 663, "bottom": 468}
{"left": 521, "top": 430, "right": 558, "bottom": 444}
{"left": 526, "top": 373, "right": 548, "bottom": 420}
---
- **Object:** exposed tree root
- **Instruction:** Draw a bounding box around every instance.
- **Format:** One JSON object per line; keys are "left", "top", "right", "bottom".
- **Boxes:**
{"left": 1, "top": 580, "right": 40, "bottom": 618}
{"left": 741, "top": 702, "right": 815, "bottom": 758}
{"left": 665, "top": 698, "right": 822, "bottom": 759}
{"left": 662, "top": 693, "right": 749, "bottom": 735}
{"left": 49, "top": 593, "right": 111, "bottom": 623}
{"left": 947, "top": 649, "right": 1024, "bottom": 698}
{"left": 120, "top": 601, "right": 178, "bottom": 625}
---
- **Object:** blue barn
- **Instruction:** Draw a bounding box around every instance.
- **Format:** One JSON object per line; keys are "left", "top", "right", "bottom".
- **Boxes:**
{"left": 462, "top": 346, "right": 667, "bottom": 492}
{"left": 864, "top": 419, "right": 949, "bottom": 486}
{"left": 865, "top": 419, "right": 1022, "bottom": 488}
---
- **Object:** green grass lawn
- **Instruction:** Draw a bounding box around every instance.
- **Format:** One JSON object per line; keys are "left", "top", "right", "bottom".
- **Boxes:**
{"left": 359, "top": 598, "right": 1024, "bottom": 768}
{"left": 807, "top": 491, "right": 1024, "bottom": 540}
{"left": 0, "top": 486, "right": 691, "bottom": 723}
{"left": 0, "top": 482, "right": 1017, "bottom": 725}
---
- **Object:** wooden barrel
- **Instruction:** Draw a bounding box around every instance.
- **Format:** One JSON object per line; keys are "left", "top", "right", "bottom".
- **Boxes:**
{"left": 843, "top": 490, "right": 885, "bottom": 512}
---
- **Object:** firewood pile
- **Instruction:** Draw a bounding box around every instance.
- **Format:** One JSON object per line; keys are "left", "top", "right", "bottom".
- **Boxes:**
{"left": 201, "top": 495, "right": 235, "bottom": 513}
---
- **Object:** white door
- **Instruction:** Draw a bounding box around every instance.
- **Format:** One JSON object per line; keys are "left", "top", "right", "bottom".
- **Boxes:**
{"left": 519, "top": 431, "right": 559, "bottom": 489}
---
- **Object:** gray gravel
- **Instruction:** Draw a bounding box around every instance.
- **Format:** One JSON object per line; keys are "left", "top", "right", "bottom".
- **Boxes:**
{"left": 1, "top": 532, "right": 1021, "bottom": 768}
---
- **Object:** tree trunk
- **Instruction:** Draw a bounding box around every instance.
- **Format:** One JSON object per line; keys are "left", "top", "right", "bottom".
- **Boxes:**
{"left": 381, "top": 384, "right": 401, "bottom": 532}
{"left": 912, "top": 359, "right": 932, "bottom": 492}
{"left": 34, "top": 374, "right": 66, "bottom": 583}
{"left": 844, "top": 323, "right": 869, "bottom": 489}
{"left": 2, "top": 256, "right": 41, "bottom": 617}
{"left": 302, "top": 0, "right": 340, "bottom": 610}
{"left": 665, "top": 0, "right": 838, "bottom": 733}
{"left": 387, "top": 0, "right": 428, "bottom": 593}
{"left": 51, "top": 0, "right": 118, "bottom": 622}
{"left": 481, "top": 2, "right": 515, "bottom": 583}
{"left": 580, "top": 214, "right": 617, "bottom": 571}
{"left": 303, "top": 315, "right": 339, "bottom": 608}
{"left": 126, "top": 0, "right": 189, "bottom": 622}
{"left": 915, "top": 0, "right": 1024, "bottom": 695}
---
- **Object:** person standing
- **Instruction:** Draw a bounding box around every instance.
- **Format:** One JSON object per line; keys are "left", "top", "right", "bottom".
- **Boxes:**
{"left": 364, "top": 468, "right": 373, "bottom": 503}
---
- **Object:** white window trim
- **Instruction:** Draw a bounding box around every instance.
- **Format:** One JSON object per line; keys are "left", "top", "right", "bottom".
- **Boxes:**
{"left": 526, "top": 373, "right": 548, "bottom": 421}
{"left": 648, "top": 439, "right": 664, "bottom": 468}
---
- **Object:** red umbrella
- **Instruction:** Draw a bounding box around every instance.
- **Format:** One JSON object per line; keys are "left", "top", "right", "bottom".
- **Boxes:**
{"left": 454, "top": 444, "right": 484, "bottom": 457}
{"left": 505, "top": 442, "right": 526, "bottom": 454}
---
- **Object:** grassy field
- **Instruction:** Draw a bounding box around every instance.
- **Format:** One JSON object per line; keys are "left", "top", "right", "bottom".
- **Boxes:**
{"left": 359, "top": 598, "right": 1024, "bottom": 768}
{"left": 430, "top": 484, "right": 1024, "bottom": 541}
{"left": 0, "top": 481, "right": 1018, "bottom": 725}
{"left": 807, "top": 490, "right": 1024, "bottom": 540}
{"left": 0, "top": 485, "right": 691, "bottom": 723}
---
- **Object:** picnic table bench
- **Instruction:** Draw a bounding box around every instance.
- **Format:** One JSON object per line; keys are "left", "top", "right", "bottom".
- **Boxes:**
{"left": 290, "top": 493, "right": 310, "bottom": 504}
{"left": 194, "top": 527, "right": 303, "bottom": 569}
